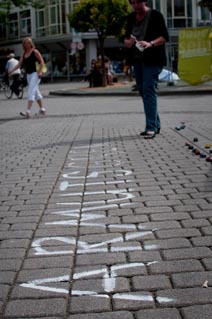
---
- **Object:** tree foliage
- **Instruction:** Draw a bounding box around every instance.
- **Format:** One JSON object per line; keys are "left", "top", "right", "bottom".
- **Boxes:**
{"left": 198, "top": 0, "right": 212, "bottom": 12}
{"left": 1, "top": 0, "right": 45, "bottom": 8}
{"left": 0, "top": 0, "right": 45, "bottom": 23}
{"left": 68, "top": 0, "right": 131, "bottom": 86}
{"left": 68, "top": 0, "right": 131, "bottom": 41}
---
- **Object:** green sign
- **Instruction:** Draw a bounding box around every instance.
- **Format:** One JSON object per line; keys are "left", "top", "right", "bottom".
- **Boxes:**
{"left": 178, "top": 27, "right": 212, "bottom": 85}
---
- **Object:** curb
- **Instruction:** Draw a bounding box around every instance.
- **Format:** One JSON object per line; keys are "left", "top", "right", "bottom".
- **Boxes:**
{"left": 49, "top": 87, "right": 212, "bottom": 97}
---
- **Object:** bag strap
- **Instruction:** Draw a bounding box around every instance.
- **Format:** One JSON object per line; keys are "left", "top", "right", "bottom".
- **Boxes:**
{"left": 141, "top": 9, "right": 151, "bottom": 40}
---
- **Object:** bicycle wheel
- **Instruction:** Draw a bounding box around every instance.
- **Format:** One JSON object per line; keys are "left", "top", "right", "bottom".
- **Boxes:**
{"left": 4, "top": 84, "right": 13, "bottom": 99}
{"left": 17, "top": 85, "right": 24, "bottom": 99}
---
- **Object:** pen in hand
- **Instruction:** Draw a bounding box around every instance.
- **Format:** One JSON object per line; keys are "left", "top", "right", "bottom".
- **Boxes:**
{"left": 130, "top": 35, "right": 145, "bottom": 52}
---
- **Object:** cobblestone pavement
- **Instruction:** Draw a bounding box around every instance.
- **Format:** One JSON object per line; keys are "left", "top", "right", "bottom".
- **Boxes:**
{"left": 0, "top": 84, "right": 212, "bottom": 319}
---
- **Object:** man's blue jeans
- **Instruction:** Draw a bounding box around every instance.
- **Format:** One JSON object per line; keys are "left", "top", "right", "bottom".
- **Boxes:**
{"left": 133, "top": 63, "right": 162, "bottom": 132}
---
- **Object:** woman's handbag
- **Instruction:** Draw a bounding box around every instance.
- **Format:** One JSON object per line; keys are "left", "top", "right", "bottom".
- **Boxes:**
{"left": 36, "top": 62, "right": 47, "bottom": 74}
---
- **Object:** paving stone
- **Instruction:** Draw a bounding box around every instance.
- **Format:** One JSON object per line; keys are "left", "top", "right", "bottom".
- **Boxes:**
{"left": 79, "top": 226, "right": 108, "bottom": 235}
{"left": 132, "top": 274, "right": 172, "bottom": 291}
{"left": 129, "top": 251, "right": 162, "bottom": 263}
{"left": 10, "top": 204, "right": 46, "bottom": 211}
{"left": 0, "top": 271, "right": 16, "bottom": 285}
{"left": 136, "top": 308, "right": 182, "bottom": 319}
{"left": 174, "top": 205, "right": 199, "bottom": 212}
{"left": 72, "top": 277, "right": 130, "bottom": 294}
{"left": 76, "top": 252, "right": 127, "bottom": 266}
{"left": 156, "top": 287, "right": 212, "bottom": 306}
{"left": 0, "top": 224, "right": 10, "bottom": 231}
{"left": 0, "top": 248, "right": 26, "bottom": 259}
{"left": 10, "top": 222, "right": 38, "bottom": 230}
{"left": 156, "top": 228, "right": 201, "bottom": 239}
{"left": 112, "top": 291, "right": 154, "bottom": 310}
{"left": 11, "top": 283, "right": 69, "bottom": 299}
{"left": 34, "top": 227, "right": 78, "bottom": 237}
{"left": 2, "top": 215, "right": 41, "bottom": 224}
{"left": 4, "top": 298, "right": 67, "bottom": 317}
{"left": 0, "top": 230, "right": 33, "bottom": 240}
{"left": 171, "top": 271, "right": 212, "bottom": 288}
{"left": 0, "top": 212, "right": 17, "bottom": 218}
{"left": 0, "top": 301, "right": 3, "bottom": 315}
{"left": 181, "top": 219, "right": 210, "bottom": 228}
{"left": 143, "top": 238, "right": 192, "bottom": 250}
{"left": 122, "top": 215, "right": 149, "bottom": 223}
{"left": 149, "top": 259, "right": 203, "bottom": 274}
{"left": 167, "top": 193, "right": 190, "bottom": 200}
{"left": 110, "top": 240, "right": 142, "bottom": 252}
{"left": 181, "top": 304, "right": 212, "bottom": 319}
{"left": 68, "top": 311, "right": 134, "bottom": 319}
{"left": 18, "top": 210, "right": 44, "bottom": 217}
{"left": 201, "top": 226, "right": 212, "bottom": 235}
{"left": 150, "top": 212, "right": 190, "bottom": 221}
{"left": 134, "top": 207, "right": 173, "bottom": 215}
{"left": 0, "top": 259, "right": 22, "bottom": 271}
{"left": 191, "top": 236, "right": 212, "bottom": 247}
{"left": 23, "top": 256, "right": 74, "bottom": 269}
{"left": 69, "top": 295, "right": 111, "bottom": 313}
{"left": 191, "top": 211, "right": 212, "bottom": 219}
{"left": 1, "top": 239, "right": 31, "bottom": 249}
{"left": 202, "top": 258, "right": 212, "bottom": 270}
{"left": 162, "top": 247, "right": 212, "bottom": 260}
{"left": 0, "top": 284, "right": 10, "bottom": 300}
{"left": 145, "top": 199, "right": 182, "bottom": 207}
{"left": 138, "top": 221, "right": 181, "bottom": 230}
{"left": 28, "top": 244, "right": 75, "bottom": 257}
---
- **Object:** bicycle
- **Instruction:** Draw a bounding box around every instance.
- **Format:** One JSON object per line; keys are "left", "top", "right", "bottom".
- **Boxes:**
{"left": 3, "top": 74, "right": 25, "bottom": 99}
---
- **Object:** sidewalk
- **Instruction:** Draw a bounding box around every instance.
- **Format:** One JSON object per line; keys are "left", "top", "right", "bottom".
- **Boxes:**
{"left": 1, "top": 86, "right": 212, "bottom": 319}
{"left": 48, "top": 80, "right": 212, "bottom": 97}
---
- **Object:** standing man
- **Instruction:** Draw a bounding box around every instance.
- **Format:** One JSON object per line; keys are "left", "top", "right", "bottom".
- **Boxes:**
{"left": 5, "top": 53, "right": 21, "bottom": 96}
{"left": 124, "top": 0, "right": 169, "bottom": 139}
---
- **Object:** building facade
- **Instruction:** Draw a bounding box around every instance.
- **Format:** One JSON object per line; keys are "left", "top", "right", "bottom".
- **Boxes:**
{"left": 0, "top": 0, "right": 211, "bottom": 79}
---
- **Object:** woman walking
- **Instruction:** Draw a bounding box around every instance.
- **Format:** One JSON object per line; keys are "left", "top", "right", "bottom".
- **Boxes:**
{"left": 8, "top": 37, "right": 46, "bottom": 118}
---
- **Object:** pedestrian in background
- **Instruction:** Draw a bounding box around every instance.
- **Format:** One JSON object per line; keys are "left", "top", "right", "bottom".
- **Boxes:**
{"left": 104, "top": 57, "right": 114, "bottom": 85}
{"left": 4, "top": 53, "right": 21, "bottom": 96}
{"left": 124, "top": 0, "right": 169, "bottom": 139}
{"left": 8, "top": 37, "right": 46, "bottom": 118}
{"left": 87, "top": 59, "right": 102, "bottom": 88}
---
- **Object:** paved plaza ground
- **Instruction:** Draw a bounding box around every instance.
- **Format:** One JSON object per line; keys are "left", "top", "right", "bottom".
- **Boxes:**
{"left": 0, "top": 81, "right": 212, "bottom": 318}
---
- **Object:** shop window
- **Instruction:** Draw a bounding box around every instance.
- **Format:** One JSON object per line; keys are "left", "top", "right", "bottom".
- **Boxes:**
{"left": 148, "top": 0, "right": 160, "bottom": 10}
{"left": 0, "top": 23, "right": 6, "bottom": 39}
{"left": 20, "top": 10, "right": 31, "bottom": 36}
{"left": 8, "top": 13, "right": 18, "bottom": 39}
{"left": 167, "top": 0, "right": 192, "bottom": 29}
{"left": 174, "top": 0, "right": 185, "bottom": 16}
{"left": 36, "top": 9, "right": 46, "bottom": 37}
{"left": 49, "top": 5, "right": 59, "bottom": 34}
{"left": 50, "top": 6, "right": 57, "bottom": 24}
{"left": 200, "top": 7, "right": 210, "bottom": 21}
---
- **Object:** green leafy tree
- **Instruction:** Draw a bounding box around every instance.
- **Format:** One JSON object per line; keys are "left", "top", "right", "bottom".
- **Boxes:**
{"left": 68, "top": 0, "right": 131, "bottom": 86}
{"left": 0, "top": 0, "right": 44, "bottom": 24}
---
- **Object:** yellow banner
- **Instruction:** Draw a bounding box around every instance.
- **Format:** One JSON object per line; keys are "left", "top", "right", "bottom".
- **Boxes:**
{"left": 178, "top": 27, "right": 212, "bottom": 85}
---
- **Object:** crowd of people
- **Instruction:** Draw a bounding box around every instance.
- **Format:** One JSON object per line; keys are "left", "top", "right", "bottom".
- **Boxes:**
{"left": 87, "top": 55, "right": 116, "bottom": 88}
